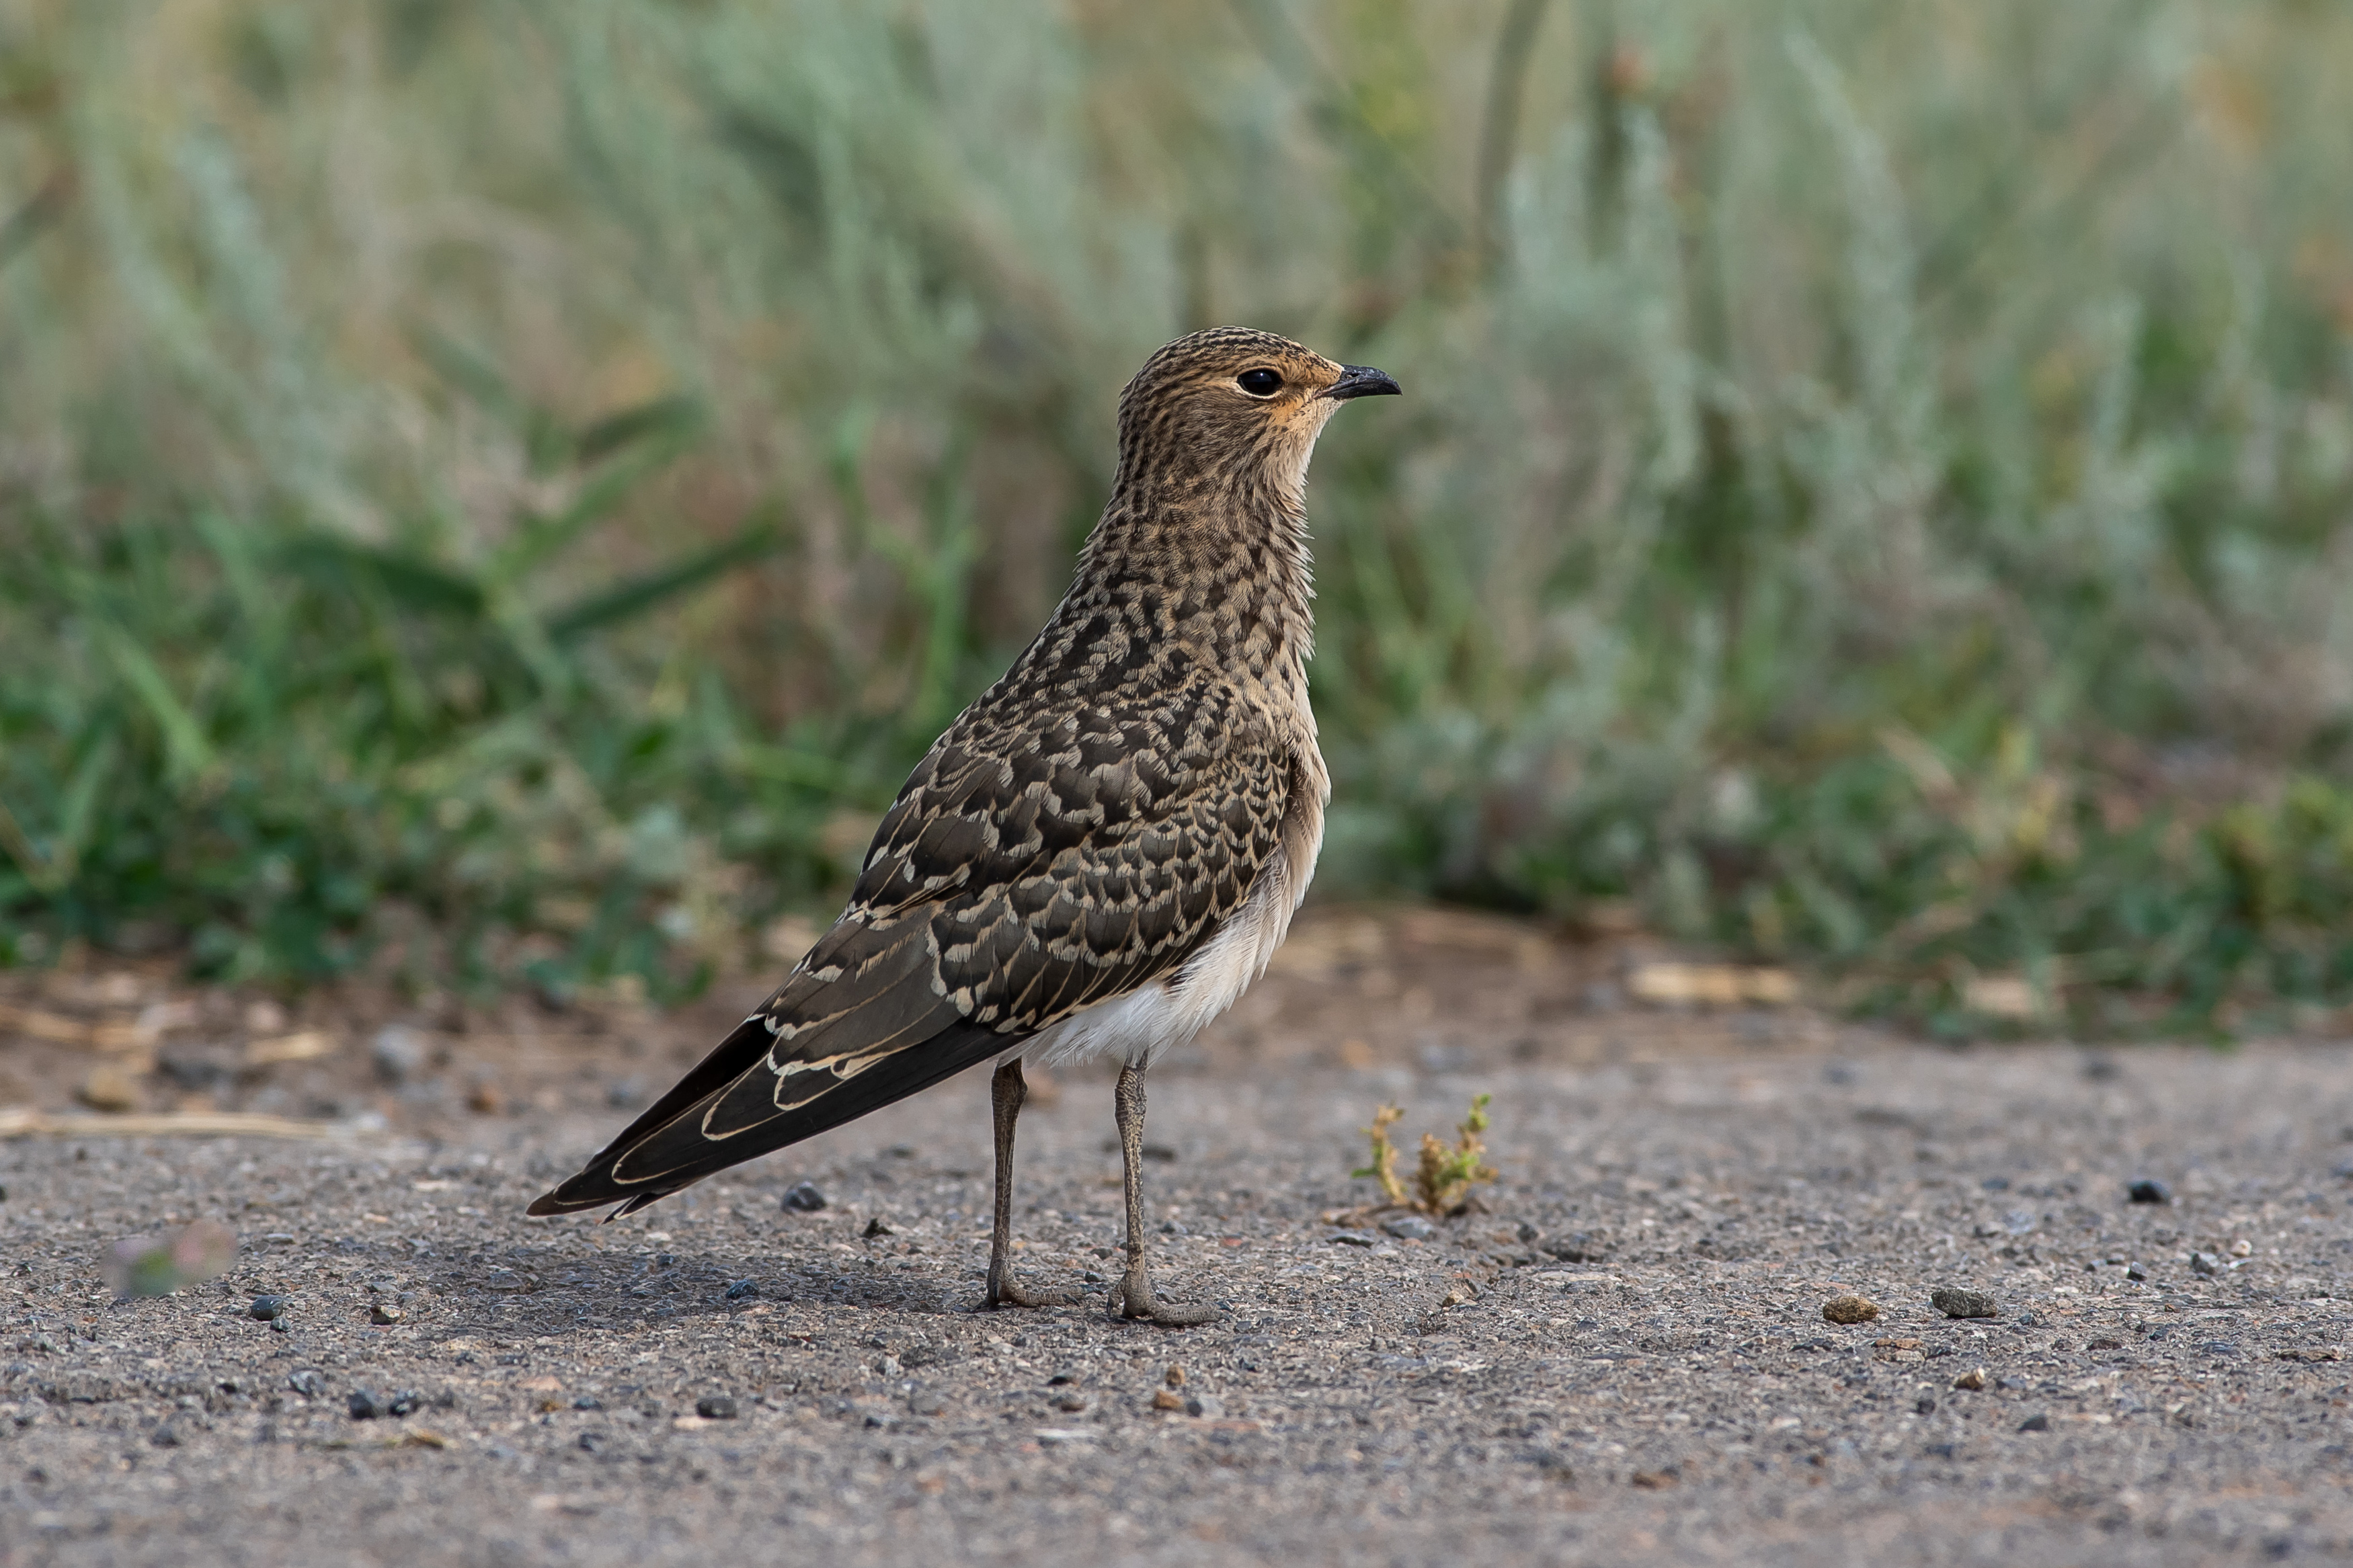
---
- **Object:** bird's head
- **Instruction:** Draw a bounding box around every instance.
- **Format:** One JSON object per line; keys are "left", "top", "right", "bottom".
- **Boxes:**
{"left": 1113, "top": 327, "right": 1400, "bottom": 509}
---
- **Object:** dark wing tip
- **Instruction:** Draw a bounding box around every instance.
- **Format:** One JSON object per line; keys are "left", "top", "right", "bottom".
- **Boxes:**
{"left": 525, "top": 1186, "right": 596, "bottom": 1217}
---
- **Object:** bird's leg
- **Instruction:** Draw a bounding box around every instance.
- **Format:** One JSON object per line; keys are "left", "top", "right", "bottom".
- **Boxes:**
{"left": 1108, "top": 1064, "right": 1219, "bottom": 1325}
{"left": 984, "top": 1059, "right": 1072, "bottom": 1309}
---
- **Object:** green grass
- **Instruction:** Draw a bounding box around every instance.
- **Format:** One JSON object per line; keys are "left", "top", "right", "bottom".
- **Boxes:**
{"left": 5, "top": 1, "right": 2353, "bottom": 1032}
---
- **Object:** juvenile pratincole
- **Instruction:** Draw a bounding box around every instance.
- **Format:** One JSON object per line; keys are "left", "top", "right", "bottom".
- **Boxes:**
{"left": 529, "top": 328, "right": 1400, "bottom": 1324}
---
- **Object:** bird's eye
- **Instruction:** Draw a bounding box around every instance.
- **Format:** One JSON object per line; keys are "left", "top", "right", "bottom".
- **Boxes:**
{"left": 1236, "top": 368, "right": 1283, "bottom": 397}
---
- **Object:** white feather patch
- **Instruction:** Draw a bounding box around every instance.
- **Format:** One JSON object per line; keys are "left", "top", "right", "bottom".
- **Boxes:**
{"left": 1018, "top": 835, "right": 1312, "bottom": 1071}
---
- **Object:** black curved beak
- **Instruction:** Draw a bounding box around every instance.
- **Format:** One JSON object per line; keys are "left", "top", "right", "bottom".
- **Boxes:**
{"left": 1322, "top": 364, "right": 1402, "bottom": 401}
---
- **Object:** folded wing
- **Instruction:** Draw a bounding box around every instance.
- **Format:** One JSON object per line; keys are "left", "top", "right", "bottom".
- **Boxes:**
{"left": 528, "top": 685, "right": 1291, "bottom": 1219}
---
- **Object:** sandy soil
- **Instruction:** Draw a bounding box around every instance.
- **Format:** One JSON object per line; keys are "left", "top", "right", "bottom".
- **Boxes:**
{"left": 7, "top": 908, "right": 2353, "bottom": 1566}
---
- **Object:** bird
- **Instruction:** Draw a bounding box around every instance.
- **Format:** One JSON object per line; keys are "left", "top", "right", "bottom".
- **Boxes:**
{"left": 528, "top": 327, "right": 1400, "bottom": 1325}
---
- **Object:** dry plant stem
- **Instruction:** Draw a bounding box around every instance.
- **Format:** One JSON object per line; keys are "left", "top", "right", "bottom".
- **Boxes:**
{"left": 984, "top": 1061, "right": 1072, "bottom": 1309}
{"left": 1109, "top": 1065, "right": 1218, "bottom": 1326}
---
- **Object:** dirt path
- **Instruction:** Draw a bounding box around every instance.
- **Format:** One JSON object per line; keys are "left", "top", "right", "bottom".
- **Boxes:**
{"left": 7, "top": 911, "right": 2353, "bottom": 1565}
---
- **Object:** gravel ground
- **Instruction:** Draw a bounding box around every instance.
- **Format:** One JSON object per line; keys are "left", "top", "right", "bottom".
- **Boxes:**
{"left": 8, "top": 915, "right": 2353, "bottom": 1566}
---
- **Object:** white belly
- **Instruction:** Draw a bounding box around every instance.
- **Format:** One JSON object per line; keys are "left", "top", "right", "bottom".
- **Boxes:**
{"left": 1015, "top": 839, "right": 1312, "bottom": 1071}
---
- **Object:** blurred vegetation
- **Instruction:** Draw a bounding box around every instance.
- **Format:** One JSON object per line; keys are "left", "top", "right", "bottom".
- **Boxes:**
{"left": 5, "top": 1, "right": 2353, "bottom": 1033}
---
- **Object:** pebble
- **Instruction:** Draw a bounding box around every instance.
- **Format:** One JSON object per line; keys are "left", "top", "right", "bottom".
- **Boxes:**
{"left": 386, "top": 1390, "right": 420, "bottom": 1416}
{"left": 348, "top": 1389, "right": 384, "bottom": 1420}
{"left": 725, "top": 1279, "right": 758, "bottom": 1301}
{"left": 2126, "top": 1178, "right": 2172, "bottom": 1204}
{"left": 1185, "top": 1393, "right": 1224, "bottom": 1419}
{"left": 77, "top": 1064, "right": 139, "bottom": 1114}
{"left": 696, "top": 1395, "right": 738, "bottom": 1420}
{"left": 1152, "top": 1389, "right": 1184, "bottom": 1411}
{"left": 1951, "top": 1368, "right": 1987, "bottom": 1391}
{"left": 1823, "top": 1294, "right": 1880, "bottom": 1325}
{"left": 369, "top": 1303, "right": 405, "bottom": 1325}
{"left": 370, "top": 1026, "right": 428, "bottom": 1085}
{"left": 247, "top": 1295, "right": 287, "bottom": 1321}
{"left": 2125, "top": 1262, "right": 2148, "bottom": 1282}
{"left": 574, "top": 1395, "right": 604, "bottom": 1411}
{"left": 1930, "top": 1287, "right": 1999, "bottom": 1319}
{"left": 1384, "top": 1215, "right": 1437, "bottom": 1242}
{"left": 1327, "top": 1231, "right": 1378, "bottom": 1247}
{"left": 2018, "top": 1413, "right": 2050, "bottom": 1432}
{"left": 2229, "top": 1238, "right": 2252, "bottom": 1257}
{"left": 288, "top": 1370, "right": 327, "bottom": 1397}
{"left": 781, "top": 1183, "right": 827, "bottom": 1212}
{"left": 2190, "top": 1252, "right": 2223, "bottom": 1276}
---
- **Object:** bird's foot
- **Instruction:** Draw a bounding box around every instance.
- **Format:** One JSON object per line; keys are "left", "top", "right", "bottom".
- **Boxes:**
{"left": 1108, "top": 1269, "right": 1221, "bottom": 1327}
{"left": 984, "top": 1273, "right": 1077, "bottom": 1310}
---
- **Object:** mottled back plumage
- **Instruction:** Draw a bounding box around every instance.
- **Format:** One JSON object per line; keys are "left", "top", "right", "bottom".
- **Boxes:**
{"left": 530, "top": 329, "right": 1396, "bottom": 1219}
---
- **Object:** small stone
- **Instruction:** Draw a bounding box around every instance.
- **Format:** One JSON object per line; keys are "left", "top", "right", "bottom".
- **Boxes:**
{"left": 2189, "top": 1252, "right": 2223, "bottom": 1276}
{"left": 247, "top": 1294, "right": 287, "bottom": 1321}
{"left": 1823, "top": 1294, "right": 1880, "bottom": 1325}
{"left": 288, "top": 1370, "right": 327, "bottom": 1397}
{"left": 1931, "top": 1287, "right": 1999, "bottom": 1319}
{"left": 1327, "top": 1231, "right": 1378, "bottom": 1247}
{"left": 1052, "top": 1393, "right": 1088, "bottom": 1413}
{"left": 1951, "top": 1367, "right": 1987, "bottom": 1391}
{"left": 1915, "top": 1396, "right": 1936, "bottom": 1415}
{"left": 466, "top": 1081, "right": 506, "bottom": 1116}
{"left": 1151, "top": 1389, "right": 1184, "bottom": 1411}
{"left": 369, "top": 1303, "right": 405, "bottom": 1325}
{"left": 1184, "top": 1393, "right": 1224, "bottom": 1419}
{"left": 725, "top": 1279, "right": 758, "bottom": 1301}
{"left": 1383, "top": 1214, "right": 1437, "bottom": 1242}
{"left": 370, "top": 1026, "right": 428, "bottom": 1085}
{"left": 348, "top": 1389, "right": 383, "bottom": 1420}
{"left": 2018, "top": 1413, "right": 2049, "bottom": 1432}
{"left": 574, "top": 1395, "right": 604, "bottom": 1410}
{"left": 386, "top": 1390, "right": 420, "bottom": 1416}
{"left": 2126, "top": 1178, "right": 2171, "bottom": 1205}
{"left": 77, "top": 1064, "right": 140, "bottom": 1114}
{"left": 150, "top": 1423, "right": 182, "bottom": 1448}
{"left": 695, "top": 1395, "right": 737, "bottom": 1420}
{"left": 908, "top": 1389, "right": 947, "bottom": 1417}
{"left": 1164, "top": 1366, "right": 1185, "bottom": 1388}
{"left": 2125, "top": 1262, "right": 2148, "bottom": 1282}
{"left": 2229, "top": 1239, "right": 2251, "bottom": 1258}
{"left": 270, "top": 1316, "right": 290, "bottom": 1333}
{"left": 781, "top": 1183, "right": 827, "bottom": 1212}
